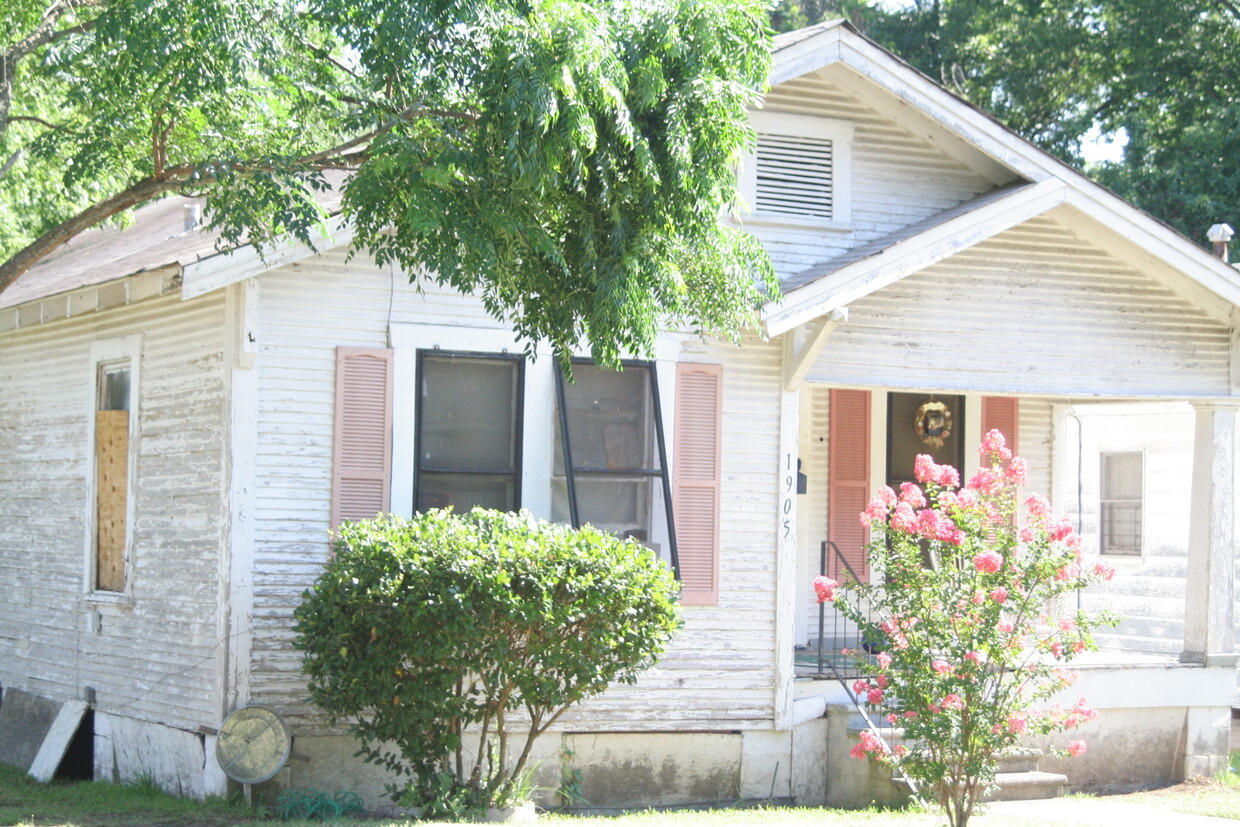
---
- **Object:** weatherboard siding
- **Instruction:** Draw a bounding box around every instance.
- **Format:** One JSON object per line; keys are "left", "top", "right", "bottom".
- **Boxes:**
{"left": 804, "top": 216, "right": 1231, "bottom": 397}
{"left": 245, "top": 253, "right": 782, "bottom": 731}
{"left": 749, "top": 73, "right": 994, "bottom": 281}
{"left": 0, "top": 292, "right": 228, "bottom": 731}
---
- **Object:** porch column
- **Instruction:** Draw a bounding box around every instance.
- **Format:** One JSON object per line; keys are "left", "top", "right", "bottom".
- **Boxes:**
{"left": 1180, "top": 399, "right": 1239, "bottom": 666}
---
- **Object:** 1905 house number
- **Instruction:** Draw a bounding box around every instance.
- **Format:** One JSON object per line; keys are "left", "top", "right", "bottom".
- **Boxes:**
{"left": 782, "top": 453, "right": 795, "bottom": 539}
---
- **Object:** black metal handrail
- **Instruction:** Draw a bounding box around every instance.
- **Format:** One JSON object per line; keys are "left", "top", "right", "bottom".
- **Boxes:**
{"left": 807, "top": 541, "right": 917, "bottom": 794}
{"left": 808, "top": 540, "right": 872, "bottom": 680}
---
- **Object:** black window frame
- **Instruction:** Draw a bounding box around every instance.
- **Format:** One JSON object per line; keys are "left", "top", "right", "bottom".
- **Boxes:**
{"left": 414, "top": 349, "right": 524, "bottom": 513}
{"left": 554, "top": 359, "right": 680, "bottom": 578}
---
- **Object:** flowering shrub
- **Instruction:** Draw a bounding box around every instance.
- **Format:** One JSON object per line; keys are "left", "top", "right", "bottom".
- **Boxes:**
{"left": 816, "top": 430, "right": 1118, "bottom": 827}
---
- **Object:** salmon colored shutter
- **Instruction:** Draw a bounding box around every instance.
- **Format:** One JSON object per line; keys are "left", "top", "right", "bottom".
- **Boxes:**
{"left": 828, "top": 389, "right": 870, "bottom": 583}
{"left": 981, "top": 396, "right": 1019, "bottom": 455}
{"left": 331, "top": 347, "right": 393, "bottom": 529}
{"left": 673, "top": 363, "right": 722, "bottom": 605}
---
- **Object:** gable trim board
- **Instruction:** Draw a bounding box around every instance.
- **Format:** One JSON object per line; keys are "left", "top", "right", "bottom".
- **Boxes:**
{"left": 764, "top": 179, "right": 1068, "bottom": 337}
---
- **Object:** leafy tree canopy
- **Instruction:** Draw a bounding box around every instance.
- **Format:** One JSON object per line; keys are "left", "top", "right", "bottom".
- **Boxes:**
{"left": 770, "top": 0, "right": 1240, "bottom": 244}
{"left": 0, "top": 0, "right": 775, "bottom": 367}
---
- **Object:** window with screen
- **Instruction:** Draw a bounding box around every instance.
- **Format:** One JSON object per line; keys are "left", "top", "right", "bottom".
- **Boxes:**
{"left": 552, "top": 361, "right": 677, "bottom": 574}
{"left": 1100, "top": 451, "right": 1143, "bottom": 556}
{"left": 415, "top": 351, "right": 522, "bottom": 512}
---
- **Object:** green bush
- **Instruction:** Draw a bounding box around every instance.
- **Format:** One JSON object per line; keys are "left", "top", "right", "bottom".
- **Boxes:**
{"left": 292, "top": 508, "right": 682, "bottom": 815}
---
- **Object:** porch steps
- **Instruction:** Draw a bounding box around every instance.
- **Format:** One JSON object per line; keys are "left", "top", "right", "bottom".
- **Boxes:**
{"left": 988, "top": 749, "right": 1067, "bottom": 802}
{"left": 838, "top": 713, "right": 1066, "bottom": 803}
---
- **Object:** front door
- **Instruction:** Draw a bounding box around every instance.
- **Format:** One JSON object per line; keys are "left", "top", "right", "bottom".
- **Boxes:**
{"left": 887, "top": 392, "right": 965, "bottom": 490}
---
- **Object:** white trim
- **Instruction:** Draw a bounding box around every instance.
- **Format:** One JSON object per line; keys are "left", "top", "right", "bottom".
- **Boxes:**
{"left": 84, "top": 334, "right": 142, "bottom": 602}
{"left": 762, "top": 24, "right": 1240, "bottom": 327}
{"left": 180, "top": 215, "right": 354, "bottom": 300}
{"left": 764, "top": 180, "right": 1068, "bottom": 336}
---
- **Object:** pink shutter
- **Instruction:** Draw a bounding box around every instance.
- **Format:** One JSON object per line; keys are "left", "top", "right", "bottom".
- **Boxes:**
{"left": 828, "top": 389, "right": 870, "bottom": 583}
{"left": 982, "top": 396, "right": 1020, "bottom": 455}
{"left": 673, "top": 363, "right": 723, "bottom": 605}
{"left": 331, "top": 347, "right": 393, "bottom": 529}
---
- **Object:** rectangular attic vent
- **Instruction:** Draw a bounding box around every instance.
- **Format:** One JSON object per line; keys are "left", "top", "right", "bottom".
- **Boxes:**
{"left": 755, "top": 132, "right": 835, "bottom": 220}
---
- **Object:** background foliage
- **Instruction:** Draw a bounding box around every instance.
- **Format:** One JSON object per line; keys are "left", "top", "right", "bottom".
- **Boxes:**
{"left": 292, "top": 509, "right": 681, "bottom": 814}
{"left": 0, "top": 0, "right": 775, "bottom": 367}
{"left": 769, "top": 0, "right": 1240, "bottom": 245}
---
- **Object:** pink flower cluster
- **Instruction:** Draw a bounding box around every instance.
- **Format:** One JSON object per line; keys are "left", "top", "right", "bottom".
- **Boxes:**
{"left": 973, "top": 550, "right": 1003, "bottom": 573}
{"left": 849, "top": 729, "right": 890, "bottom": 759}
{"left": 813, "top": 576, "right": 839, "bottom": 603}
{"left": 915, "top": 454, "right": 961, "bottom": 488}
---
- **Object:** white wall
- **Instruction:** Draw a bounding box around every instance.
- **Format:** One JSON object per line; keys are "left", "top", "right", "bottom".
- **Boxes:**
{"left": 0, "top": 291, "right": 230, "bottom": 731}
{"left": 244, "top": 251, "right": 785, "bottom": 732}
{"left": 1056, "top": 402, "right": 1197, "bottom": 654}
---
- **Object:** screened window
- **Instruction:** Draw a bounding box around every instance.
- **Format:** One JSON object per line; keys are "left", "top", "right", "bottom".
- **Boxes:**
{"left": 1100, "top": 451, "right": 1143, "bottom": 556}
{"left": 415, "top": 351, "right": 522, "bottom": 512}
{"left": 553, "top": 361, "right": 678, "bottom": 575}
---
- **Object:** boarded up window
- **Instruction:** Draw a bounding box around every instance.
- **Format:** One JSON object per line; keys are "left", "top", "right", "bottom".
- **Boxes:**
{"left": 95, "top": 365, "right": 130, "bottom": 592}
{"left": 673, "top": 364, "right": 722, "bottom": 605}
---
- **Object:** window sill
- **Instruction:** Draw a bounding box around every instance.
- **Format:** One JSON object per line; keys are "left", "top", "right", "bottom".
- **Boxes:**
{"left": 733, "top": 213, "right": 854, "bottom": 234}
{"left": 83, "top": 592, "right": 134, "bottom": 611}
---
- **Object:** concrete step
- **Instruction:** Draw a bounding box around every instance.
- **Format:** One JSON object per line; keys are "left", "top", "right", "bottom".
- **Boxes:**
{"left": 996, "top": 748, "right": 1043, "bottom": 774}
{"left": 986, "top": 770, "right": 1068, "bottom": 802}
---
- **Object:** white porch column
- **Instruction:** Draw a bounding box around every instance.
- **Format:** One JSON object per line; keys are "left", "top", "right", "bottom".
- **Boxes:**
{"left": 1180, "top": 400, "right": 1240, "bottom": 666}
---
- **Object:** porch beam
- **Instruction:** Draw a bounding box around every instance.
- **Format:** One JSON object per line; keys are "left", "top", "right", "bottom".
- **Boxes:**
{"left": 1180, "top": 399, "right": 1240, "bottom": 666}
{"left": 783, "top": 308, "right": 847, "bottom": 391}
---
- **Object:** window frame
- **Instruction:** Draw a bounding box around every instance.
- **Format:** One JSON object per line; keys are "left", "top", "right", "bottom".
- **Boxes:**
{"left": 739, "top": 110, "right": 854, "bottom": 232}
{"left": 413, "top": 348, "right": 525, "bottom": 513}
{"left": 554, "top": 358, "right": 680, "bottom": 578}
{"left": 85, "top": 335, "right": 141, "bottom": 599}
{"left": 1099, "top": 450, "right": 1144, "bottom": 557}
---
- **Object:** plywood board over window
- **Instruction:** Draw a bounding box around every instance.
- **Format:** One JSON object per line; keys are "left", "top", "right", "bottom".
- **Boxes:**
{"left": 93, "top": 361, "right": 132, "bottom": 593}
{"left": 95, "top": 409, "right": 129, "bottom": 592}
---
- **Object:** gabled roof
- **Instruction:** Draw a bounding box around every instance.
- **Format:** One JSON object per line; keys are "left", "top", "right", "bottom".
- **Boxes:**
{"left": 760, "top": 21, "right": 1240, "bottom": 336}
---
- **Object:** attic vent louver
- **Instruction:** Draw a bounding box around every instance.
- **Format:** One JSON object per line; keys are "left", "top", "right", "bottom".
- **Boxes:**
{"left": 755, "top": 132, "right": 834, "bottom": 220}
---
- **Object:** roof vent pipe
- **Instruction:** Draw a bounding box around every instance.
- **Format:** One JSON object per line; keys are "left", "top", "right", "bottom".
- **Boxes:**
{"left": 1207, "top": 223, "right": 1234, "bottom": 262}
{"left": 184, "top": 203, "right": 202, "bottom": 233}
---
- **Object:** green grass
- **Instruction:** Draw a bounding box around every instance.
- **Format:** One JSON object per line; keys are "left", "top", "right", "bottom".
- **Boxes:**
{"left": 5, "top": 762, "right": 1240, "bottom": 827}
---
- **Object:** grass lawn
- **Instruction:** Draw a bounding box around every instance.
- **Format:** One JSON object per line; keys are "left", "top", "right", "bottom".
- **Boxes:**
{"left": 3, "top": 763, "right": 1240, "bottom": 827}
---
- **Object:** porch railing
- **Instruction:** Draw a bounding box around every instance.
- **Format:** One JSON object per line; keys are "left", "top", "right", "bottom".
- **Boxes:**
{"left": 800, "top": 540, "right": 876, "bottom": 680}
{"left": 802, "top": 541, "right": 918, "bottom": 795}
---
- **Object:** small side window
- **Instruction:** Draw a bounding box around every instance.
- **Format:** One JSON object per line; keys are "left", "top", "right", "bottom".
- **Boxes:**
{"left": 94, "top": 362, "right": 132, "bottom": 592}
{"left": 1100, "top": 451, "right": 1143, "bottom": 556}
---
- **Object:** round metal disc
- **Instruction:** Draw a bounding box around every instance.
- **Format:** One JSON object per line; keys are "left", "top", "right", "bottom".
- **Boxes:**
{"left": 215, "top": 705, "right": 292, "bottom": 784}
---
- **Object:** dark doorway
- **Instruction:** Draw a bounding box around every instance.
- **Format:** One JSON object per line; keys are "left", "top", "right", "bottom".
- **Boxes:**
{"left": 887, "top": 392, "right": 965, "bottom": 489}
{"left": 55, "top": 708, "right": 94, "bottom": 781}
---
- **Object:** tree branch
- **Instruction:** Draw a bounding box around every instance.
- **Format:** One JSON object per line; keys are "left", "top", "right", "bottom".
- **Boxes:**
{"left": 0, "top": 174, "right": 183, "bottom": 294}
{"left": 0, "top": 102, "right": 476, "bottom": 292}
{"left": 8, "top": 114, "right": 63, "bottom": 130}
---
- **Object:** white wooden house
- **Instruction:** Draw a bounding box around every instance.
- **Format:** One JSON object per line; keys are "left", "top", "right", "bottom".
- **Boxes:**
{"left": 2, "top": 21, "right": 1237, "bottom": 805}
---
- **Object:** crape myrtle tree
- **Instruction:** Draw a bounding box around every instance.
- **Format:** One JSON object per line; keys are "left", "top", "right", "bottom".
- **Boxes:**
{"left": 815, "top": 432, "right": 1119, "bottom": 827}
{"left": 0, "top": 0, "right": 776, "bottom": 366}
